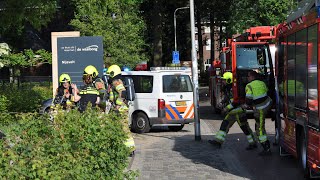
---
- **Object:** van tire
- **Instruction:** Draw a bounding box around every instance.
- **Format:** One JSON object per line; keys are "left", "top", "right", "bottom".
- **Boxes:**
{"left": 168, "top": 125, "right": 184, "bottom": 131}
{"left": 132, "top": 112, "right": 150, "bottom": 133}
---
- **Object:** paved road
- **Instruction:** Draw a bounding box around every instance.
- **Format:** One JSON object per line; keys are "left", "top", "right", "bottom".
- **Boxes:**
{"left": 129, "top": 87, "right": 304, "bottom": 180}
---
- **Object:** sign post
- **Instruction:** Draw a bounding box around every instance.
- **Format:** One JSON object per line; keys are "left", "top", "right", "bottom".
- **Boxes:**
{"left": 172, "top": 51, "right": 180, "bottom": 64}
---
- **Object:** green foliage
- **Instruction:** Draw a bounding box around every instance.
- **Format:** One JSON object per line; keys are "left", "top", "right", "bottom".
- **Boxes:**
{"left": 0, "top": 110, "right": 137, "bottom": 179}
{"left": 70, "top": 0, "right": 148, "bottom": 68}
{"left": 0, "top": 0, "right": 58, "bottom": 35}
{"left": 0, "top": 49, "right": 52, "bottom": 68}
{"left": 0, "top": 84, "right": 52, "bottom": 113}
{"left": 0, "top": 95, "right": 10, "bottom": 112}
{"left": 227, "top": 0, "right": 292, "bottom": 35}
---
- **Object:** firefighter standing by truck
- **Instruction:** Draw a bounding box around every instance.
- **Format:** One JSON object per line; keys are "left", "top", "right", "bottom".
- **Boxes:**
{"left": 245, "top": 71, "right": 272, "bottom": 156}
{"left": 208, "top": 72, "right": 257, "bottom": 150}
{"left": 106, "top": 64, "right": 135, "bottom": 153}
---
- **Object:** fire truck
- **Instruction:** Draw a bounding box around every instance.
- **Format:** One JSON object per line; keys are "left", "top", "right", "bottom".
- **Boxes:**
{"left": 209, "top": 26, "right": 277, "bottom": 113}
{"left": 275, "top": 0, "right": 320, "bottom": 178}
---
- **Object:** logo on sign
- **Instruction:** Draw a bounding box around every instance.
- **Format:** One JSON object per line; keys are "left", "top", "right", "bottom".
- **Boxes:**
{"left": 61, "top": 45, "right": 99, "bottom": 52}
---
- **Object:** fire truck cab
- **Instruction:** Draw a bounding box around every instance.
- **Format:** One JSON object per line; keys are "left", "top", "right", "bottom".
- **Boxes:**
{"left": 209, "top": 26, "right": 276, "bottom": 113}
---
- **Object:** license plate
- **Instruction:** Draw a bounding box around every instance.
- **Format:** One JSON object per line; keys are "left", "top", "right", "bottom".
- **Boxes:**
{"left": 176, "top": 101, "right": 186, "bottom": 106}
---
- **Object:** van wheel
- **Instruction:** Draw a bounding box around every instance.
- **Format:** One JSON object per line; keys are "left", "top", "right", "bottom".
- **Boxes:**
{"left": 298, "top": 130, "right": 310, "bottom": 179}
{"left": 132, "top": 112, "right": 150, "bottom": 133}
{"left": 168, "top": 125, "right": 184, "bottom": 131}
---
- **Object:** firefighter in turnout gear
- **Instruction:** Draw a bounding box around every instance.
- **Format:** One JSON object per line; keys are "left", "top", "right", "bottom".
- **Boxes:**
{"left": 73, "top": 70, "right": 100, "bottom": 113}
{"left": 54, "top": 73, "right": 74, "bottom": 109}
{"left": 245, "top": 71, "right": 272, "bottom": 156}
{"left": 208, "top": 72, "right": 257, "bottom": 150}
{"left": 106, "top": 64, "right": 135, "bottom": 153}
{"left": 83, "top": 65, "right": 108, "bottom": 108}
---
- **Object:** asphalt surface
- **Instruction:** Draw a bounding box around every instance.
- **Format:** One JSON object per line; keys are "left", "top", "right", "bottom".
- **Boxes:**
{"left": 129, "top": 86, "right": 305, "bottom": 180}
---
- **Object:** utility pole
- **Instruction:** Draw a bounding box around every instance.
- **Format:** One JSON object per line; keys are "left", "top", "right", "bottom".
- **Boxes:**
{"left": 174, "top": 6, "right": 190, "bottom": 51}
{"left": 189, "top": 0, "right": 201, "bottom": 141}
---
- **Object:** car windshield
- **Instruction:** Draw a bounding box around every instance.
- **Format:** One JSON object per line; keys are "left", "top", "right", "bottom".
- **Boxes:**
{"left": 163, "top": 75, "right": 193, "bottom": 93}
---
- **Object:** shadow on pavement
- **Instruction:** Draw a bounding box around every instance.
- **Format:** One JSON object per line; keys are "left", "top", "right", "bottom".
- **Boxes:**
{"left": 171, "top": 133, "right": 304, "bottom": 180}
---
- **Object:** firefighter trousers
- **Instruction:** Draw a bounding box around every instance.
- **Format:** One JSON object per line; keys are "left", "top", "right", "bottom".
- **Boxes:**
{"left": 253, "top": 102, "right": 272, "bottom": 150}
{"left": 215, "top": 108, "right": 256, "bottom": 145}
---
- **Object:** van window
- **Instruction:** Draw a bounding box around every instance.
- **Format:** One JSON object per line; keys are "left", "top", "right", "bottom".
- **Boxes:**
{"left": 163, "top": 75, "right": 193, "bottom": 93}
{"left": 123, "top": 75, "right": 153, "bottom": 93}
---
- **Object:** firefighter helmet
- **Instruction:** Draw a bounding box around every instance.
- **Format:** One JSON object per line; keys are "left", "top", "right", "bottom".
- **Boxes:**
{"left": 222, "top": 72, "right": 232, "bottom": 84}
{"left": 106, "top": 65, "right": 121, "bottom": 78}
{"left": 59, "top": 73, "right": 71, "bottom": 83}
{"left": 83, "top": 65, "right": 99, "bottom": 78}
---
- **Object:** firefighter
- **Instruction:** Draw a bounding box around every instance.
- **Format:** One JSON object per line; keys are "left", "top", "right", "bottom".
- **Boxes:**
{"left": 106, "top": 64, "right": 135, "bottom": 154}
{"left": 83, "top": 65, "right": 108, "bottom": 107}
{"left": 72, "top": 70, "right": 100, "bottom": 113}
{"left": 245, "top": 71, "right": 272, "bottom": 156}
{"left": 54, "top": 73, "right": 74, "bottom": 109}
{"left": 208, "top": 72, "right": 257, "bottom": 150}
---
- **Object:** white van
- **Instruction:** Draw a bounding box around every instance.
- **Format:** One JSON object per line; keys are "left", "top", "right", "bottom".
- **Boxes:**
{"left": 122, "top": 67, "right": 194, "bottom": 133}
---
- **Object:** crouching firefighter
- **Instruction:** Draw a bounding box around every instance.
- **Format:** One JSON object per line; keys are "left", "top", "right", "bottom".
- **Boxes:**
{"left": 208, "top": 72, "right": 257, "bottom": 150}
{"left": 106, "top": 64, "right": 136, "bottom": 154}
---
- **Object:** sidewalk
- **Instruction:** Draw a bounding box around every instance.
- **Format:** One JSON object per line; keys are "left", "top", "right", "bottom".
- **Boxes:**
{"left": 129, "top": 120, "right": 251, "bottom": 180}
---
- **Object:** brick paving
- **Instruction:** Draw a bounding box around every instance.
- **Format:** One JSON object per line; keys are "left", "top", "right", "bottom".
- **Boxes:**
{"left": 129, "top": 120, "right": 251, "bottom": 180}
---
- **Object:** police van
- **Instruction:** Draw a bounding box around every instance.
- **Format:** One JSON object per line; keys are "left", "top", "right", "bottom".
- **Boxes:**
{"left": 122, "top": 67, "right": 194, "bottom": 133}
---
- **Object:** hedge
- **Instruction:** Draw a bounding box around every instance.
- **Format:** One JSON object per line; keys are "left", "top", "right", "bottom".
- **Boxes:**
{"left": 0, "top": 84, "right": 52, "bottom": 113}
{"left": 0, "top": 109, "right": 138, "bottom": 179}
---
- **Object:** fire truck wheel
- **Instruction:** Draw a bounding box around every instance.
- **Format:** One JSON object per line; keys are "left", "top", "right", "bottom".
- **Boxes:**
{"left": 132, "top": 112, "right": 150, "bottom": 134}
{"left": 168, "top": 125, "right": 184, "bottom": 131}
{"left": 298, "top": 130, "right": 310, "bottom": 179}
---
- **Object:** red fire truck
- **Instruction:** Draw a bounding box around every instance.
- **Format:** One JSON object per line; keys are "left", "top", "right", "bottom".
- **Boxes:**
{"left": 275, "top": 1, "right": 320, "bottom": 178}
{"left": 209, "top": 26, "right": 277, "bottom": 113}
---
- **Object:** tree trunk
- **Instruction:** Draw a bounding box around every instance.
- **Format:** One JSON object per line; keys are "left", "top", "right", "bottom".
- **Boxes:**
{"left": 151, "top": 0, "right": 163, "bottom": 67}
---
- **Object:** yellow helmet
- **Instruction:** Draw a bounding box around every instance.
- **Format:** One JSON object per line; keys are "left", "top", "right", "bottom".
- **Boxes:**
{"left": 106, "top": 65, "right": 121, "bottom": 78}
{"left": 59, "top": 73, "right": 71, "bottom": 83}
{"left": 83, "top": 65, "right": 99, "bottom": 78}
{"left": 222, "top": 72, "right": 232, "bottom": 84}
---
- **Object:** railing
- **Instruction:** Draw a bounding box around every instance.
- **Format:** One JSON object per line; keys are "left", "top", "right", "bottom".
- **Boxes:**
{"left": 0, "top": 76, "right": 52, "bottom": 88}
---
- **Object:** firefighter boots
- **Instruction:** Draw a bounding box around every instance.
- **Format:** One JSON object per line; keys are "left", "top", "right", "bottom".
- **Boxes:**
{"left": 208, "top": 139, "right": 222, "bottom": 148}
{"left": 259, "top": 140, "right": 272, "bottom": 156}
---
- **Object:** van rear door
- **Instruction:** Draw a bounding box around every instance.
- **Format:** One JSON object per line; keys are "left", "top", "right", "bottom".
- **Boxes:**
{"left": 162, "top": 74, "right": 194, "bottom": 120}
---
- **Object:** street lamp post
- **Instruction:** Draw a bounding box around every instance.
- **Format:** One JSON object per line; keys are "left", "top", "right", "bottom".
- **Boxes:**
{"left": 189, "top": 0, "right": 201, "bottom": 141}
{"left": 174, "top": 6, "right": 189, "bottom": 51}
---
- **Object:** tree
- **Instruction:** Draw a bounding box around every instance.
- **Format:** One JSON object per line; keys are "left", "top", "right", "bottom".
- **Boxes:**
{"left": 0, "top": 0, "right": 58, "bottom": 50}
{"left": 70, "top": 0, "right": 148, "bottom": 69}
{"left": 227, "top": 0, "right": 292, "bottom": 35}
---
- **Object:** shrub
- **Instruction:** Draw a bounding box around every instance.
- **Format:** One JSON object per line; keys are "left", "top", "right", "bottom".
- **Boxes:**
{"left": 0, "top": 109, "right": 137, "bottom": 179}
{"left": 0, "top": 85, "right": 52, "bottom": 113}
{"left": 0, "top": 95, "right": 10, "bottom": 112}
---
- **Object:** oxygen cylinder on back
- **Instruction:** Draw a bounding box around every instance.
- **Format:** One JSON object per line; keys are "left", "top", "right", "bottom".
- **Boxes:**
{"left": 124, "top": 77, "right": 135, "bottom": 101}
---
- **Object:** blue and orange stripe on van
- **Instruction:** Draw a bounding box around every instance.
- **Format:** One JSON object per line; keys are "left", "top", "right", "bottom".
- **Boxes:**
{"left": 165, "top": 103, "right": 194, "bottom": 120}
